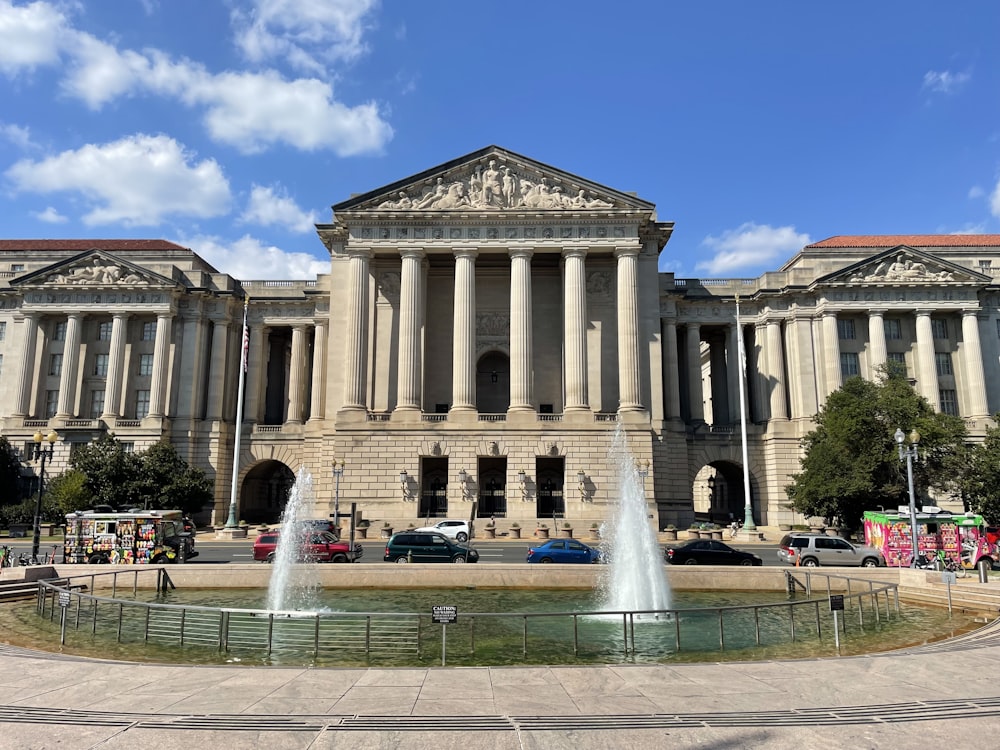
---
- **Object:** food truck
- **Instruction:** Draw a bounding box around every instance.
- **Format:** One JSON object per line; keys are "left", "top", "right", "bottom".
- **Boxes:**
{"left": 63, "top": 510, "right": 197, "bottom": 564}
{"left": 863, "top": 507, "right": 998, "bottom": 570}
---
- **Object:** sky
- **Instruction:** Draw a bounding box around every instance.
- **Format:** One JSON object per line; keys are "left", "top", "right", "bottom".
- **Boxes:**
{"left": 2, "top": 1, "right": 1000, "bottom": 281}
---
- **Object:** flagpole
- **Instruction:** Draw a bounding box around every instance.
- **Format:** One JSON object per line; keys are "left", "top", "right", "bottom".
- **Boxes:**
{"left": 225, "top": 298, "right": 249, "bottom": 529}
{"left": 735, "top": 294, "right": 756, "bottom": 531}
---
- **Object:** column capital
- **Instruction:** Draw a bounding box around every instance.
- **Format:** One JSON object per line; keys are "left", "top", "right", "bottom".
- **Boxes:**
{"left": 562, "top": 246, "right": 588, "bottom": 260}
{"left": 613, "top": 244, "right": 642, "bottom": 258}
{"left": 399, "top": 247, "right": 426, "bottom": 260}
{"left": 508, "top": 246, "right": 534, "bottom": 260}
{"left": 347, "top": 246, "right": 374, "bottom": 259}
{"left": 453, "top": 248, "right": 479, "bottom": 261}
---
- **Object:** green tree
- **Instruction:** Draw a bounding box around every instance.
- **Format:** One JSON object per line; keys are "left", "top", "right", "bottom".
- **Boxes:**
{"left": 0, "top": 436, "right": 23, "bottom": 505}
{"left": 132, "top": 441, "right": 213, "bottom": 515}
{"left": 786, "top": 364, "right": 968, "bottom": 529}
{"left": 45, "top": 469, "right": 95, "bottom": 515}
{"left": 69, "top": 433, "right": 144, "bottom": 509}
{"left": 961, "top": 416, "right": 1000, "bottom": 524}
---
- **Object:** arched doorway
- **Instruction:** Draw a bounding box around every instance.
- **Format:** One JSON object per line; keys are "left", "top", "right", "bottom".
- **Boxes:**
{"left": 240, "top": 461, "right": 294, "bottom": 524}
{"left": 695, "top": 461, "right": 756, "bottom": 526}
{"left": 476, "top": 351, "right": 509, "bottom": 414}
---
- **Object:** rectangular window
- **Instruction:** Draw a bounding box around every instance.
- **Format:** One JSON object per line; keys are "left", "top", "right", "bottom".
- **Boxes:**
{"left": 97, "top": 321, "right": 112, "bottom": 341}
{"left": 935, "top": 352, "right": 953, "bottom": 377}
{"left": 887, "top": 352, "right": 907, "bottom": 369}
{"left": 53, "top": 321, "right": 66, "bottom": 341}
{"left": 49, "top": 353, "right": 62, "bottom": 376}
{"left": 10, "top": 264, "right": 24, "bottom": 272}
{"left": 979, "top": 259, "right": 992, "bottom": 270}
{"left": 837, "top": 319, "right": 856, "bottom": 340}
{"left": 939, "top": 389, "right": 958, "bottom": 416}
{"left": 135, "top": 390, "right": 151, "bottom": 419}
{"left": 120, "top": 442, "right": 135, "bottom": 454}
{"left": 138, "top": 353, "right": 154, "bottom": 376}
{"left": 90, "top": 390, "right": 105, "bottom": 418}
{"left": 931, "top": 318, "right": 949, "bottom": 339}
{"left": 45, "top": 390, "right": 58, "bottom": 418}
{"left": 141, "top": 321, "right": 156, "bottom": 341}
{"left": 93, "top": 353, "right": 109, "bottom": 377}
{"left": 883, "top": 319, "right": 902, "bottom": 340}
{"left": 840, "top": 352, "right": 860, "bottom": 378}
{"left": 0, "top": 321, "right": 5, "bottom": 341}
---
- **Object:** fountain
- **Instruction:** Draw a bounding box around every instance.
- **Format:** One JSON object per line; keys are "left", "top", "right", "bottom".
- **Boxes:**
{"left": 265, "top": 468, "right": 321, "bottom": 611}
{"left": 598, "top": 425, "right": 673, "bottom": 614}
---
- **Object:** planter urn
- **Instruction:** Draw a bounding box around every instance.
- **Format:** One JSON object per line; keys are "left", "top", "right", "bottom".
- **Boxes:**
{"left": 509, "top": 527, "right": 521, "bottom": 539}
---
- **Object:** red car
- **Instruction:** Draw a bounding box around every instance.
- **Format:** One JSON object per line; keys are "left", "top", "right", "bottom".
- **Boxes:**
{"left": 252, "top": 530, "right": 363, "bottom": 563}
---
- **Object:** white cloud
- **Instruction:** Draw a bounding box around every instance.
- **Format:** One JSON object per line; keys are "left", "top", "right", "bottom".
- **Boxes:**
{"left": 31, "top": 205, "right": 67, "bottom": 223}
{"left": 695, "top": 223, "right": 811, "bottom": 275}
{"left": 968, "top": 185, "right": 985, "bottom": 200}
{"left": 0, "top": 0, "right": 67, "bottom": 75}
{"left": 175, "top": 232, "right": 329, "bottom": 280}
{"left": 989, "top": 179, "right": 1000, "bottom": 219}
{"left": 0, "top": 121, "right": 35, "bottom": 149}
{"left": 5, "top": 133, "right": 232, "bottom": 226}
{"left": 922, "top": 69, "right": 971, "bottom": 94}
{"left": 241, "top": 184, "right": 318, "bottom": 233}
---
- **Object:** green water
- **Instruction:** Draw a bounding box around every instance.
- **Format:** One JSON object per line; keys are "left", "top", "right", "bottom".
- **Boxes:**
{"left": 5, "top": 587, "right": 980, "bottom": 668}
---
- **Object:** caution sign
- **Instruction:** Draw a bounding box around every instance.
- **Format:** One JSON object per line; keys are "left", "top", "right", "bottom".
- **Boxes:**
{"left": 829, "top": 594, "right": 845, "bottom": 612}
{"left": 431, "top": 605, "right": 457, "bottom": 624}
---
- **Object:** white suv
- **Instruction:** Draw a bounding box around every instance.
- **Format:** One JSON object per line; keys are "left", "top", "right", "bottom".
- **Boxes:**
{"left": 777, "top": 533, "right": 883, "bottom": 568}
{"left": 413, "top": 519, "right": 471, "bottom": 543}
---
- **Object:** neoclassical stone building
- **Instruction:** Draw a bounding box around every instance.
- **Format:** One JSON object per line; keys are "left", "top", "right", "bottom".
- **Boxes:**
{"left": 2, "top": 146, "right": 999, "bottom": 530}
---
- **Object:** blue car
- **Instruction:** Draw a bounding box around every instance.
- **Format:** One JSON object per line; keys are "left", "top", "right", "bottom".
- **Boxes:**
{"left": 526, "top": 539, "right": 602, "bottom": 564}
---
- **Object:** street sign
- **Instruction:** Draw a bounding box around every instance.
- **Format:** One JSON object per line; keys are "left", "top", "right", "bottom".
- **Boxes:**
{"left": 829, "top": 594, "right": 845, "bottom": 612}
{"left": 431, "top": 605, "right": 457, "bottom": 624}
{"left": 58, "top": 591, "right": 70, "bottom": 608}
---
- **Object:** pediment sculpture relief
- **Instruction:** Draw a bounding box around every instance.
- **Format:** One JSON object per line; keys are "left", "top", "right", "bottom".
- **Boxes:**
{"left": 47, "top": 257, "right": 151, "bottom": 286}
{"left": 847, "top": 253, "right": 959, "bottom": 283}
{"left": 375, "top": 158, "right": 615, "bottom": 211}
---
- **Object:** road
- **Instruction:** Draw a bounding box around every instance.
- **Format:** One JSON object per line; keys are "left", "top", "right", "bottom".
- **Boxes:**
{"left": 2, "top": 537, "right": 785, "bottom": 567}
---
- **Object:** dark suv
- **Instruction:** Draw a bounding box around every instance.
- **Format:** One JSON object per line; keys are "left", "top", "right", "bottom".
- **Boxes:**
{"left": 383, "top": 532, "right": 479, "bottom": 563}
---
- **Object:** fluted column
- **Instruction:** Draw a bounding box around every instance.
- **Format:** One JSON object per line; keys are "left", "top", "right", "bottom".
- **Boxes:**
{"left": 661, "top": 319, "right": 681, "bottom": 420}
{"left": 287, "top": 324, "right": 307, "bottom": 424}
{"left": 342, "top": 248, "right": 372, "bottom": 412}
{"left": 308, "top": 322, "right": 326, "bottom": 421}
{"left": 102, "top": 312, "right": 130, "bottom": 419}
{"left": 914, "top": 310, "right": 939, "bottom": 410}
{"left": 205, "top": 317, "right": 230, "bottom": 420}
{"left": 767, "top": 319, "right": 788, "bottom": 420}
{"left": 821, "top": 311, "right": 841, "bottom": 396}
{"left": 13, "top": 312, "right": 40, "bottom": 416}
{"left": 146, "top": 312, "right": 172, "bottom": 418}
{"left": 726, "top": 325, "right": 741, "bottom": 424}
{"left": 175, "top": 314, "right": 206, "bottom": 420}
{"left": 563, "top": 248, "right": 590, "bottom": 413}
{"left": 509, "top": 247, "right": 534, "bottom": 414}
{"left": 615, "top": 246, "right": 642, "bottom": 412}
{"left": 868, "top": 309, "right": 888, "bottom": 377}
{"left": 450, "top": 249, "right": 478, "bottom": 414}
{"left": 961, "top": 310, "right": 988, "bottom": 417}
{"left": 55, "top": 313, "right": 83, "bottom": 418}
{"left": 686, "top": 322, "right": 705, "bottom": 423}
{"left": 396, "top": 248, "right": 425, "bottom": 414}
{"left": 245, "top": 323, "right": 267, "bottom": 422}
{"left": 711, "top": 335, "right": 729, "bottom": 424}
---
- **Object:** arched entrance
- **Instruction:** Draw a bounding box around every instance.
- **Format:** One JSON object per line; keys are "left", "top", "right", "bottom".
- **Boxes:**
{"left": 694, "top": 461, "right": 756, "bottom": 526}
{"left": 240, "top": 461, "right": 294, "bottom": 524}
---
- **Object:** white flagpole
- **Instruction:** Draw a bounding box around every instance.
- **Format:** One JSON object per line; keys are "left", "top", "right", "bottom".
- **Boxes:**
{"left": 225, "top": 298, "right": 249, "bottom": 529}
{"left": 735, "top": 294, "right": 756, "bottom": 531}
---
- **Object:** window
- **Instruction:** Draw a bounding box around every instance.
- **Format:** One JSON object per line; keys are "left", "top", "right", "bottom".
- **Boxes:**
{"left": 837, "top": 319, "right": 856, "bottom": 340}
{"left": 45, "top": 390, "right": 58, "bottom": 418}
{"left": 120, "top": 442, "right": 135, "bottom": 454}
{"left": 883, "top": 319, "right": 902, "bottom": 340}
{"left": 97, "top": 321, "right": 112, "bottom": 341}
{"left": 93, "top": 354, "right": 109, "bottom": 377}
{"left": 49, "top": 353, "right": 62, "bottom": 376}
{"left": 887, "top": 352, "right": 907, "bottom": 370}
{"left": 979, "top": 259, "right": 992, "bottom": 270}
{"left": 53, "top": 321, "right": 66, "bottom": 341}
{"left": 90, "top": 390, "right": 105, "bottom": 418}
{"left": 931, "top": 318, "right": 949, "bottom": 339}
{"left": 10, "top": 263, "right": 23, "bottom": 272}
{"left": 135, "top": 390, "right": 150, "bottom": 419}
{"left": 0, "top": 321, "right": 5, "bottom": 341}
{"left": 141, "top": 321, "right": 156, "bottom": 341}
{"left": 935, "top": 352, "right": 952, "bottom": 377}
{"left": 939, "top": 389, "right": 958, "bottom": 416}
{"left": 138, "top": 353, "right": 154, "bottom": 376}
{"left": 840, "top": 352, "right": 860, "bottom": 377}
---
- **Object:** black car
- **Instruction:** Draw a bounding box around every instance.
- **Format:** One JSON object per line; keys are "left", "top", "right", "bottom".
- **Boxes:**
{"left": 665, "top": 539, "right": 762, "bottom": 566}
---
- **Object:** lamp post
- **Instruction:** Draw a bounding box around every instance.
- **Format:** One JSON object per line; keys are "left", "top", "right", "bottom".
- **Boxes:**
{"left": 707, "top": 474, "right": 716, "bottom": 522}
{"left": 895, "top": 427, "right": 920, "bottom": 566}
{"left": 30, "top": 430, "right": 58, "bottom": 563}
{"left": 332, "top": 458, "right": 344, "bottom": 531}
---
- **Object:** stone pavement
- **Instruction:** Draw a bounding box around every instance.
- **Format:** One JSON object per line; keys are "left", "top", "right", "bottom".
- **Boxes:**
{"left": 1, "top": 614, "right": 999, "bottom": 749}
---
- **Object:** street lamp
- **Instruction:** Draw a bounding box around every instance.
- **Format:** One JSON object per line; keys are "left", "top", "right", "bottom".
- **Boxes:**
{"left": 332, "top": 458, "right": 345, "bottom": 530}
{"left": 399, "top": 469, "right": 410, "bottom": 501}
{"left": 30, "top": 430, "right": 58, "bottom": 563}
{"left": 707, "top": 474, "right": 716, "bottom": 521}
{"left": 895, "top": 427, "right": 921, "bottom": 566}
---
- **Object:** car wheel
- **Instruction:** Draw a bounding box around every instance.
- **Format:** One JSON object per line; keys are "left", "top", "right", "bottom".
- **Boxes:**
{"left": 394, "top": 556, "right": 409, "bottom": 564}
{"left": 452, "top": 556, "right": 467, "bottom": 563}
{"left": 801, "top": 557, "right": 819, "bottom": 567}
{"left": 456, "top": 532, "right": 468, "bottom": 543}
{"left": 539, "top": 557, "right": 553, "bottom": 564}
{"left": 87, "top": 553, "right": 109, "bottom": 565}
{"left": 861, "top": 557, "right": 879, "bottom": 568}
{"left": 683, "top": 558, "right": 698, "bottom": 565}
{"left": 330, "top": 553, "right": 348, "bottom": 563}
{"left": 266, "top": 552, "right": 275, "bottom": 564}
{"left": 151, "top": 554, "right": 168, "bottom": 564}
{"left": 740, "top": 559, "right": 753, "bottom": 566}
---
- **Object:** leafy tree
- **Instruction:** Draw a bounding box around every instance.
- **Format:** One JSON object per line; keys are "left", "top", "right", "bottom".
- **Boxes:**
{"left": 131, "top": 441, "right": 213, "bottom": 515}
{"left": 69, "top": 433, "right": 143, "bottom": 509}
{"left": 786, "top": 364, "right": 968, "bottom": 529}
{"left": 45, "top": 469, "right": 95, "bottom": 515}
{"left": 0, "top": 435, "right": 24, "bottom": 505}
{"left": 961, "top": 416, "right": 1000, "bottom": 524}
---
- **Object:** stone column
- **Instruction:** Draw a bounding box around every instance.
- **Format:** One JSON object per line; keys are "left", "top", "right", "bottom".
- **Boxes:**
{"left": 767, "top": 319, "right": 788, "bottom": 420}
{"left": 450, "top": 249, "right": 478, "bottom": 415}
{"left": 727, "top": 325, "right": 742, "bottom": 425}
{"left": 13, "top": 312, "right": 40, "bottom": 417}
{"left": 342, "top": 248, "right": 372, "bottom": 412}
{"left": 205, "top": 317, "right": 230, "bottom": 420}
{"left": 147, "top": 312, "right": 172, "bottom": 418}
{"left": 308, "top": 322, "right": 326, "bottom": 421}
{"left": 55, "top": 313, "right": 83, "bottom": 418}
{"left": 821, "top": 311, "right": 841, "bottom": 396}
{"left": 396, "top": 248, "right": 425, "bottom": 415}
{"left": 711, "top": 334, "right": 730, "bottom": 425}
{"left": 868, "top": 309, "right": 888, "bottom": 377}
{"left": 914, "top": 310, "right": 939, "bottom": 410}
{"left": 661, "top": 319, "right": 681, "bottom": 420}
{"left": 961, "top": 310, "right": 989, "bottom": 418}
{"left": 615, "top": 245, "right": 642, "bottom": 412}
{"left": 245, "top": 324, "right": 267, "bottom": 422}
{"left": 175, "top": 314, "right": 206, "bottom": 420}
{"left": 509, "top": 247, "right": 534, "bottom": 414}
{"left": 102, "top": 312, "right": 130, "bottom": 419}
{"left": 686, "top": 322, "right": 705, "bottom": 423}
{"left": 563, "top": 247, "right": 590, "bottom": 414}
{"left": 287, "top": 324, "right": 307, "bottom": 424}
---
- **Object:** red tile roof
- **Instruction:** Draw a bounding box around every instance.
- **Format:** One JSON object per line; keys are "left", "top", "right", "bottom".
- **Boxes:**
{"left": 0, "top": 239, "right": 188, "bottom": 251}
{"left": 808, "top": 235, "right": 1000, "bottom": 248}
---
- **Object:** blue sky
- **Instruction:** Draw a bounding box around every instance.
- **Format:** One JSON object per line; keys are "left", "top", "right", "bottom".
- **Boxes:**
{"left": 2, "top": 1, "right": 999, "bottom": 280}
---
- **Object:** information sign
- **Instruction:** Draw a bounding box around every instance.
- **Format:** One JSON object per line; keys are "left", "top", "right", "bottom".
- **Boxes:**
{"left": 431, "top": 605, "right": 457, "bottom": 624}
{"left": 828, "top": 594, "right": 845, "bottom": 612}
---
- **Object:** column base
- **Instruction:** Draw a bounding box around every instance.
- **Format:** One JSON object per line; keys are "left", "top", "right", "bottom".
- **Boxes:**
{"left": 617, "top": 408, "right": 650, "bottom": 424}
{"left": 336, "top": 407, "right": 369, "bottom": 425}
{"left": 506, "top": 407, "right": 537, "bottom": 425}
{"left": 563, "top": 407, "right": 593, "bottom": 424}
{"left": 214, "top": 526, "right": 248, "bottom": 540}
{"left": 390, "top": 407, "right": 423, "bottom": 424}
{"left": 448, "top": 407, "right": 479, "bottom": 425}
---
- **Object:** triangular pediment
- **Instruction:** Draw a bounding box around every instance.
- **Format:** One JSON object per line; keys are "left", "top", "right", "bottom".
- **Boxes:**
{"left": 334, "top": 145, "right": 655, "bottom": 213}
{"left": 817, "top": 246, "right": 989, "bottom": 286}
{"left": 13, "top": 250, "right": 176, "bottom": 289}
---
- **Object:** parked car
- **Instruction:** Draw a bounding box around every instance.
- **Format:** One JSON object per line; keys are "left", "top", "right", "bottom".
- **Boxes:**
{"left": 665, "top": 539, "right": 762, "bottom": 566}
{"left": 252, "top": 530, "right": 363, "bottom": 563}
{"left": 526, "top": 539, "right": 602, "bottom": 564}
{"left": 777, "top": 533, "right": 882, "bottom": 568}
{"left": 412, "top": 519, "right": 471, "bottom": 542}
{"left": 293, "top": 518, "right": 339, "bottom": 537}
{"left": 383, "top": 531, "right": 479, "bottom": 563}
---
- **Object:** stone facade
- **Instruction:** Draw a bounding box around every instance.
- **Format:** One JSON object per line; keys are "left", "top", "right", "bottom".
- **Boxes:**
{"left": 2, "top": 148, "right": 999, "bottom": 531}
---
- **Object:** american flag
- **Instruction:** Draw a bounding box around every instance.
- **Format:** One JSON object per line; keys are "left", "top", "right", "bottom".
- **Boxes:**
{"left": 241, "top": 300, "right": 249, "bottom": 373}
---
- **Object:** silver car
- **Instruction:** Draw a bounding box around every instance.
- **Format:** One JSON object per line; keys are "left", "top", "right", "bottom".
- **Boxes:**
{"left": 777, "top": 533, "right": 883, "bottom": 567}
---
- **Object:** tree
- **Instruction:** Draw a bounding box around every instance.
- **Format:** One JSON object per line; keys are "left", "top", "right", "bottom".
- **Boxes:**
{"left": 0, "top": 436, "right": 23, "bottom": 505}
{"left": 69, "top": 433, "right": 143, "bottom": 509}
{"left": 132, "top": 441, "right": 213, "bottom": 515}
{"left": 786, "top": 364, "right": 969, "bottom": 529}
{"left": 961, "top": 416, "right": 1000, "bottom": 524}
{"left": 45, "top": 469, "right": 94, "bottom": 515}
